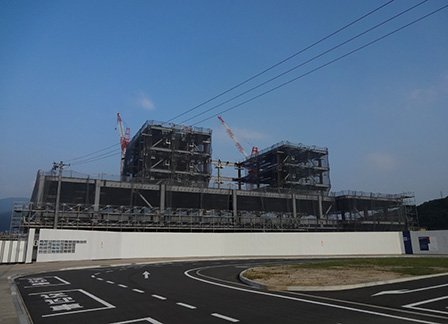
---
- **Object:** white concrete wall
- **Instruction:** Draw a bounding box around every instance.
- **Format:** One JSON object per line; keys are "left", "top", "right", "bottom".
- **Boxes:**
{"left": 36, "top": 229, "right": 405, "bottom": 262}
{"left": 410, "top": 230, "right": 448, "bottom": 254}
{"left": 0, "top": 240, "right": 27, "bottom": 264}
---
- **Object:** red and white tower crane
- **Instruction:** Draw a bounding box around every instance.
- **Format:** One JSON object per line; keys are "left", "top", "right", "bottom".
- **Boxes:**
{"left": 217, "top": 115, "right": 258, "bottom": 158}
{"left": 217, "top": 115, "right": 259, "bottom": 190}
{"left": 217, "top": 115, "right": 249, "bottom": 158}
{"left": 117, "top": 112, "right": 130, "bottom": 176}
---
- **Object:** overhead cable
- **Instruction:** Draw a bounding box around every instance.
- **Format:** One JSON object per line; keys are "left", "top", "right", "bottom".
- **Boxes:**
{"left": 191, "top": 4, "right": 448, "bottom": 125}
{"left": 65, "top": 143, "right": 118, "bottom": 163}
{"left": 181, "top": 0, "right": 428, "bottom": 124}
{"left": 56, "top": 1, "right": 395, "bottom": 166}
{"left": 166, "top": 0, "right": 396, "bottom": 123}
{"left": 70, "top": 149, "right": 121, "bottom": 166}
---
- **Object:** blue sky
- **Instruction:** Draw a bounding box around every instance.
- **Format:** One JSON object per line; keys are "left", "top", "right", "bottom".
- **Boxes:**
{"left": 1, "top": 0, "right": 447, "bottom": 203}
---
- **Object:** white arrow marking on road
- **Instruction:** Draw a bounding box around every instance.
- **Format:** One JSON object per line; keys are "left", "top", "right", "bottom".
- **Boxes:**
{"left": 143, "top": 271, "right": 150, "bottom": 279}
{"left": 372, "top": 282, "right": 448, "bottom": 297}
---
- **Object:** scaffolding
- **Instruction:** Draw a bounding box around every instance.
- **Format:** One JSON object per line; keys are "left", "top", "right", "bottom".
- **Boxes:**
{"left": 237, "top": 141, "right": 330, "bottom": 193}
{"left": 123, "top": 121, "right": 212, "bottom": 187}
{"left": 14, "top": 120, "right": 417, "bottom": 233}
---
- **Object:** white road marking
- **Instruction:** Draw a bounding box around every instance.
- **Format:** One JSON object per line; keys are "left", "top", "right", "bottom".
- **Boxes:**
{"left": 58, "top": 266, "right": 101, "bottom": 271}
{"left": 176, "top": 302, "right": 196, "bottom": 309}
{"left": 23, "top": 276, "right": 71, "bottom": 288}
{"left": 373, "top": 283, "right": 448, "bottom": 297}
{"left": 151, "top": 294, "right": 167, "bottom": 300}
{"left": 30, "top": 289, "right": 115, "bottom": 317}
{"left": 118, "top": 284, "right": 128, "bottom": 288}
{"left": 110, "top": 263, "right": 132, "bottom": 267}
{"left": 185, "top": 267, "right": 440, "bottom": 324}
{"left": 54, "top": 276, "right": 71, "bottom": 285}
{"left": 403, "top": 296, "right": 448, "bottom": 315}
{"left": 106, "top": 281, "right": 115, "bottom": 284}
{"left": 132, "top": 289, "right": 145, "bottom": 294}
{"left": 109, "top": 316, "right": 163, "bottom": 324}
{"left": 97, "top": 278, "right": 104, "bottom": 281}
{"left": 288, "top": 291, "right": 448, "bottom": 320}
{"left": 91, "top": 275, "right": 95, "bottom": 278}
{"left": 211, "top": 313, "right": 239, "bottom": 322}
{"left": 372, "top": 289, "right": 408, "bottom": 297}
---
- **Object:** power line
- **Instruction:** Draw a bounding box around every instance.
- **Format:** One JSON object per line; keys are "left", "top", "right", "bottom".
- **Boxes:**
{"left": 55, "top": 1, "right": 444, "bottom": 168}
{"left": 70, "top": 149, "right": 121, "bottom": 166}
{"left": 53, "top": 1, "right": 396, "bottom": 167}
{"left": 181, "top": 0, "right": 428, "bottom": 124}
{"left": 166, "top": 0, "right": 396, "bottom": 123}
{"left": 65, "top": 143, "right": 118, "bottom": 163}
{"left": 191, "top": 4, "right": 448, "bottom": 126}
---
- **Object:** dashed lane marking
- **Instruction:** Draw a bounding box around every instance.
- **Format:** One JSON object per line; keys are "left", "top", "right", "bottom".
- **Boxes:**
{"left": 152, "top": 294, "right": 167, "bottom": 300}
{"left": 118, "top": 284, "right": 128, "bottom": 288}
{"left": 106, "top": 281, "right": 115, "bottom": 284}
{"left": 211, "top": 313, "right": 239, "bottom": 322}
{"left": 97, "top": 278, "right": 104, "bottom": 281}
{"left": 132, "top": 289, "right": 145, "bottom": 294}
{"left": 176, "top": 302, "right": 197, "bottom": 310}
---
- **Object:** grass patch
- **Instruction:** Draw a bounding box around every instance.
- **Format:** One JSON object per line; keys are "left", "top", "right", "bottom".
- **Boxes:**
{"left": 287, "top": 257, "right": 448, "bottom": 276}
{"left": 244, "top": 269, "right": 266, "bottom": 280}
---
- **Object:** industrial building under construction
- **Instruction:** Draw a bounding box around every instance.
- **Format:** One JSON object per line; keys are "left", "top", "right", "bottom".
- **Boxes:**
{"left": 12, "top": 120, "right": 417, "bottom": 233}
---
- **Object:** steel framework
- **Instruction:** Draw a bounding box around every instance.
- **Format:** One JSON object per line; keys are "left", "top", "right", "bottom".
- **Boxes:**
{"left": 123, "top": 121, "right": 212, "bottom": 187}
{"left": 237, "top": 141, "right": 330, "bottom": 193}
{"left": 16, "top": 170, "right": 417, "bottom": 233}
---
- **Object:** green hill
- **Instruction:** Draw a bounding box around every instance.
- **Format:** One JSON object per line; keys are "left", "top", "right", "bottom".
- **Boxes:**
{"left": 417, "top": 196, "right": 448, "bottom": 230}
{"left": 0, "top": 197, "right": 28, "bottom": 232}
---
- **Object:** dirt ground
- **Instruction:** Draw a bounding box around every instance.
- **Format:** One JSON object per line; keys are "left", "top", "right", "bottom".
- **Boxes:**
{"left": 244, "top": 265, "right": 408, "bottom": 290}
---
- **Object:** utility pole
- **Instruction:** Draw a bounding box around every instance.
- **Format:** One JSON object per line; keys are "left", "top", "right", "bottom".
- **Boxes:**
{"left": 52, "top": 161, "right": 69, "bottom": 229}
{"left": 215, "top": 160, "right": 223, "bottom": 189}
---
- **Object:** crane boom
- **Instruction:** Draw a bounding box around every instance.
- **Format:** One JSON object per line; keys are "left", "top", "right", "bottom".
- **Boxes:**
{"left": 116, "top": 112, "right": 130, "bottom": 176}
{"left": 217, "top": 116, "right": 248, "bottom": 158}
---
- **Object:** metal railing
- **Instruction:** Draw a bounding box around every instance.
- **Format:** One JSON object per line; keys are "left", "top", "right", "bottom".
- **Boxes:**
{"left": 330, "top": 190, "right": 414, "bottom": 200}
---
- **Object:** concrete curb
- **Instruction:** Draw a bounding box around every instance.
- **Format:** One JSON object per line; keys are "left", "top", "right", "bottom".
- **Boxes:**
{"left": 239, "top": 268, "right": 448, "bottom": 291}
{"left": 9, "top": 274, "right": 32, "bottom": 324}
{"left": 239, "top": 269, "right": 268, "bottom": 290}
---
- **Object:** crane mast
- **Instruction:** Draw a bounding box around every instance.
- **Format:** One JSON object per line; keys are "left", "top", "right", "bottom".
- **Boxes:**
{"left": 117, "top": 113, "right": 130, "bottom": 176}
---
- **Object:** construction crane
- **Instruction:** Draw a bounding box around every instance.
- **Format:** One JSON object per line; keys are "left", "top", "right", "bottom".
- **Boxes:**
{"left": 116, "top": 113, "right": 130, "bottom": 176}
{"left": 217, "top": 115, "right": 258, "bottom": 158}
{"left": 217, "top": 115, "right": 249, "bottom": 158}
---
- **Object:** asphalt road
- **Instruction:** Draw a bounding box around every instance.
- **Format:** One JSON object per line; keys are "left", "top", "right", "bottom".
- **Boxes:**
{"left": 14, "top": 259, "right": 448, "bottom": 324}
